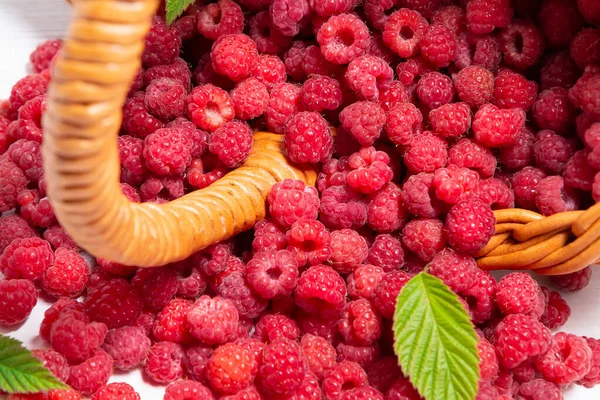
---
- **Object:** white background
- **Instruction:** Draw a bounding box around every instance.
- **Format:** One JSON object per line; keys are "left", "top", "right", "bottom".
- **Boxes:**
{"left": 0, "top": 0, "right": 599, "bottom": 398}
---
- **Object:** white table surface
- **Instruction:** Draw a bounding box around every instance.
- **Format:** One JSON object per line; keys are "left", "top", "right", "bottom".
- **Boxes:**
{"left": 0, "top": 1, "right": 599, "bottom": 399}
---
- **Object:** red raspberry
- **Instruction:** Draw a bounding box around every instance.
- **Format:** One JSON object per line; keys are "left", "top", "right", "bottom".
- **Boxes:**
{"left": 579, "top": 337, "right": 600, "bottom": 387}
{"left": 186, "top": 295, "right": 238, "bottom": 344}
{"left": 248, "top": 12, "right": 291, "bottom": 55}
{"left": 209, "top": 121, "right": 253, "bottom": 168}
{"left": 540, "top": 51, "right": 581, "bottom": 91}
{"left": 144, "top": 78, "right": 186, "bottom": 122}
{"left": 295, "top": 265, "right": 347, "bottom": 317}
{"left": 29, "top": 39, "right": 62, "bottom": 73}
{"left": 252, "top": 219, "right": 287, "bottom": 253}
{"left": 85, "top": 278, "right": 142, "bottom": 329}
{"left": 313, "top": 0, "right": 356, "bottom": 17}
{"left": 6, "top": 119, "right": 43, "bottom": 144}
{"left": 297, "top": 310, "right": 340, "bottom": 343}
{"left": 323, "top": 361, "right": 368, "bottom": 399}
{"left": 472, "top": 177, "right": 515, "bottom": 209}
{"left": 514, "top": 379, "right": 560, "bottom": 400}
{"left": 432, "top": 5, "right": 466, "bottom": 37}
{"left": 427, "top": 101, "right": 470, "bottom": 140}
{"left": 565, "top": 150, "right": 596, "bottom": 191}
{"left": 364, "top": 0, "right": 398, "bottom": 30}
{"left": 476, "top": 336, "right": 499, "bottom": 382}
{"left": 251, "top": 54, "right": 286, "bottom": 90}
{"left": 428, "top": 248, "right": 477, "bottom": 294}
{"left": 318, "top": 157, "right": 351, "bottom": 192}
{"left": 338, "top": 299, "right": 382, "bottom": 346}
{"left": 570, "top": 28, "right": 600, "bottom": 69}
{"left": 401, "top": 219, "right": 446, "bottom": 263}
{"left": 336, "top": 341, "right": 381, "bottom": 368}
{"left": 404, "top": 132, "right": 448, "bottom": 174}
{"left": 9, "top": 74, "right": 48, "bottom": 114}
{"left": 182, "top": 344, "right": 212, "bottom": 381}
{"left": 17, "top": 190, "right": 56, "bottom": 229}
{"left": 301, "top": 75, "right": 343, "bottom": 112}
{"left": 499, "top": 19, "right": 544, "bottom": 70}
{"left": 420, "top": 24, "right": 456, "bottom": 68}
{"left": 216, "top": 269, "right": 269, "bottom": 318}
{"left": 142, "top": 17, "right": 181, "bottom": 68}
{"left": 445, "top": 200, "right": 495, "bottom": 255}
{"left": 319, "top": 185, "right": 367, "bottom": 230}
{"left": 532, "top": 126, "right": 578, "bottom": 173}
{"left": 246, "top": 249, "right": 299, "bottom": 298}
{"left": 473, "top": 104, "right": 526, "bottom": 148}
{"left": 302, "top": 334, "right": 337, "bottom": 379}
{"left": 384, "top": 103, "right": 423, "bottom": 146}
{"left": 8, "top": 138, "right": 42, "bottom": 182}
{"left": 164, "top": 380, "right": 214, "bottom": 400}
{"left": 122, "top": 92, "right": 164, "bottom": 139}
{"left": 454, "top": 66, "right": 494, "bottom": 108}
{"left": 578, "top": 0, "right": 600, "bottom": 23}
{"left": 535, "top": 175, "right": 580, "bottom": 216}
{"left": 378, "top": 81, "right": 410, "bottom": 112}
{"left": 0, "top": 237, "right": 53, "bottom": 281}
{"left": 495, "top": 314, "right": 552, "bottom": 369}
{"left": 386, "top": 377, "right": 422, "bottom": 400}
{"left": 338, "top": 102, "right": 385, "bottom": 147}
{"left": 270, "top": 0, "right": 310, "bottom": 37}
{"left": 31, "top": 348, "right": 69, "bottom": 384}
{"left": 432, "top": 164, "right": 479, "bottom": 205}
{"left": 367, "top": 182, "right": 408, "bottom": 233}
{"left": 267, "top": 179, "right": 319, "bottom": 228}
{"left": 466, "top": 0, "right": 513, "bottom": 35}
{"left": 373, "top": 270, "right": 413, "bottom": 318}
{"left": 131, "top": 267, "right": 179, "bottom": 310}
{"left": 176, "top": 263, "right": 207, "bottom": 299}
{"left": 535, "top": 332, "right": 592, "bottom": 385}
{"left": 194, "top": 54, "right": 234, "bottom": 90}
{"left": 339, "top": 387, "right": 384, "bottom": 400}
{"left": 461, "top": 269, "right": 496, "bottom": 324}
{"left": 498, "top": 127, "right": 535, "bottom": 171}
{"left": 50, "top": 310, "right": 107, "bottom": 363}
{"left": 416, "top": 72, "right": 455, "bottom": 109}
{"left": 118, "top": 135, "right": 147, "bottom": 184}
{"left": 550, "top": 266, "right": 592, "bottom": 292}
{"left": 151, "top": 298, "right": 192, "bottom": 343}
{"left": 187, "top": 84, "right": 234, "bottom": 133}
{"left": 400, "top": 172, "right": 444, "bottom": 218}
{"left": 284, "top": 111, "right": 333, "bottom": 164}
{"left": 317, "top": 14, "right": 370, "bottom": 65}
{"left": 448, "top": 138, "right": 497, "bottom": 179}
{"left": 196, "top": 0, "right": 243, "bottom": 41}
{"left": 0, "top": 158, "right": 28, "bottom": 212}
{"left": 265, "top": 83, "right": 303, "bottom": 134}
{"left": 345, "top": 55, "right": 394, "bottom": 102}
{"left": 346, "top": 147, "right": 393, "bottom": 194}
{"left": 283, "top": 41, "right": 308, "bottom": 81}
{"left": 42, "top": 248, "right": 88, "bottom": 299}
{"left": 39, "top": 298, "right": 84, "bottom": 341}
{"left": 139, "top": 175, "right": 185, "bottom": 201}
{"left": 67, "top": 350, "right": 112, "bottom": 396}
{"left": 367, "top": 235, "right": 404, "bottom": 273}
{"left": 0, "top": 279, "right": 37, "bottom": 326}
{"left": 540, "top": 287, "right": 571, "bottom": 330}
{"left": 230, "top": 78, "right": 269, "bottom": 120}
{"left": 537, "top": 0, "right": 583, "bottom": 48}
{"left": 512, "top": 166, "right": 547, "bottom": 210}
{"left": 101, "top": 325, "right": 150, "bottom": 371}
{"left": 578, "top": 76, "right": 600, "bottom": 120}
{"left": 143, "top": 127, "right": 192, "bottom": 176}
{"left": 206, "top": 342, "right": 258, "bottom": 394}
{"left": 211, "top": 34, "right": 258, "bottom": 83}
{"left": 364, "top": 357, "right": 401, "bottom": 394}
{"left": 304, "top": 45, "right": 344, "bottom": 77}
{"left": 329, "top": 229, "right": 369, "bottom": 274}
{"left": 144, "top": 58, "right": 191, "bottom": 90}
{"left": 145, "top": 341, "right": 184, "bottom": 384}
{"left": 383, "top": 9, "right": 429, "bottom": 58}
{"left": 257, "top": 339, "right": 305, "bottom": 396}
{"left": 532, "top": 87, "right": 576, "bottom": 134}
{"left": 186, "top": 158, "right": 228, "bottom": 189}
{"left": 495, "top": 272, "right": 540, "bottom": 316}
{"left": 396, "top": 56, "right": 434, "bottom": 86}
{"left": 254, "top": 314, "right": 299, "bottom": 342}
{"left": 286, "top": 219, "right": 331, "bottom": 267}
{"left": 91, "top": 382, "right": 140, "bottom": 400}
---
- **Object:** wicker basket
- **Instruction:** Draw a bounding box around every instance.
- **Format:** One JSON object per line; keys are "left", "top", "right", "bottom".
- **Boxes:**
{"left": 42, "top": 0, "right": 598, "bottom": 274}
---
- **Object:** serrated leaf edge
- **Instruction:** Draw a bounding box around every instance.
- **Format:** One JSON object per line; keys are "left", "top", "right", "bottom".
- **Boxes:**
{"left": 165, "top": 0, "right": 195, "bottom": 25}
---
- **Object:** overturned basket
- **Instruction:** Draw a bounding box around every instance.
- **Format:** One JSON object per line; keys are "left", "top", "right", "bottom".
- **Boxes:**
{"left": 43, "top": 0, "right": 598, "bottom": 275}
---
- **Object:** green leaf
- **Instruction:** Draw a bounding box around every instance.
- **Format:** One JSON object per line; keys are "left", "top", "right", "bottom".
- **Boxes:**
{"left": 393, "top": 273, "right": 480, "bottom": 400}
{"left": 0, "top": 335, "right": 68, "bottom": 394}
{"left": 165, "top": 0, "right": 195, "bottom": 25}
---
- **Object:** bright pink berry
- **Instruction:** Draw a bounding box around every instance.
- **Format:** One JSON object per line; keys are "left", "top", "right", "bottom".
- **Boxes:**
{"left": 0, "top": 215, "right": 38, "bottom": 254}
{"left": 67, "top": 350, "right": 113, "bottom": 396}
{"left": 230, "top": 78, "right": 269, "bottom": 120}
{"left": 473, "top": 103, "right": 526, "bottom": 148}
{"left": 265, "top": 82, "right": 303, "bottom": 134}
{"left": 579, "top": 337, "right": 600, "bottom": 387}
{"left": 564, "top": 150, "right": 596, "bottom": 191}
{"left": 317, "top": 14, "right": 370, "bottom": 65}
{"left": 32, "top": 349, "right": 69, "bottom": 383}
{"left": 301, "top": 75, "right": 343, "bottom": 112}
{"left": 251, "top": 54, "right": 286, "bottom": 90}
{"left": 101, "top": 325, "right": 150, "bottom": 371}
{"left": 187, "top": 84, "right": 235, "bottom": 132}
{"left": 284, "top": 111, "right": 333, "bottom": 164}
{"left": 131, "top": 267, "right": 179, "bottom": 311}
{"left": 400, "top": 172, "right": 444, "bottom": 218}
{"left": 460, "top": 269, "right": 497, "bottom": 324}
{"left": 495, "top": 314, "right": 552, "bottom": 369}
{"left": 30, "top": 39, "right": 62, "bottom": 73}
{"left": 323, "top": 361, "right": 368, "bottom": 399}
{"left": 499, "top": 19, "right": 544, "bottom": 70}
{"left": 91, "top": 382, "right": 140, "bottom": 400}
{"left": 286, "top": 219, "right": 331, "bottom": 267}
{"left": 270, "top": 0, "right": 311, "bottom": 37}
{"left": 329, "top": 229, "right": 369, "bottom": 274}
{"left": 383, "top": 9, "right": 429, "bottom": 58}
{"left": 498, "top": 127, "right": 535, "bottom": 171}
{"left": 9, "top": 74, "right": 48, "bottom": 115}
{"left": 50, "top": 310, "right": 107, "bottom": 363}
{"left": 416, "top": 72, "right": 455, "bottom": 109}
{"left": 211, "top": 34, "right": 258, "bottom": 83}
{"left": 373, "top": 270, "right": 413, "bottom": 319}
{"left": 551, "top": 267, "right": 592, "bottom": 292}
{"left": 432, "top": 164, "right": 479, "bottom": 205}
{"left": 258, "top": 338, "right": 305, "bottom": 396}
{"left": 252, "top": 219, "right": 287, "bottom": 253}
{"left": 208, "top": 121, "right": 253, "bottom": 168}
{"left": 249, "top": 12, "right": 291, "bottom": 55}
{"left": 319, "top": 184, "right": 367, "bottom": 230}
{"left": 254, "top": 314, "right": 299, "bottom": 343}
{"left": 42, "top": 248, "right": 88, "bottom": 299}
{"left": 428, "top": 248, "right": 478, "bottom": 294}
{"left": 445, "top": 200, "right": 495, "bottom": 254}
{"left": 186, "top": 295, "right": 238, "bottom": 345}
{"left": 294, "top": 265, "right": 347, "bottom": 317}
{"left": 164, "top": 380, "right": 214, "bottom": 400}
{"left": 535, "top": 332, "right": 592, "bottom": 385}
{"left": 516, "top": 379, "right": 561, "bottom": 400}
{"left": 85, "top": 278, "right": 142, "bottom": 329}
{"left": 151, "top": 298, "right": 192, "bottom": 343}
{"left": 454, "top": 66, "right": 495, "bottom": 108}
{"left": 493, "top": 69, "right": 538, "bottom": 111}
{"left": 338, "top": 299, "right": 382, "bottom": 346}
{"left": 472, "top": 177, "right": 515, "bottom": 209}
{"left": 143, "top": 127, "right": 192, "bottom": 176}
{"left": 384, "top": 103, "right": 423, "bottom": 146}
{"left": 346, "top": 147, "right": 393, "bottom": 194}
{"left": 535, "top": 175, "right": 580, "bottom": 216}
{"left": 197, "top": 0, "right": 244, "bottom": 40}
{"left": 367, "top": 234, "right": 404, "bottom": 273}
{"left": 345, "top": 55, "right": 394, "bottom": 101}
{"left": 142, "top": 17, "right": 181, "bottom": 68}
{"left": 0, "top": 237, "right": 53, "bottom": 281}
{"left": 420, "top": 24, "right": 456, "bottom": 68}
{"left": 0, "top": 158, "right": 28, "bottom": 213}
{"left": 449, "top": 138, "right": 498, "bottom": 178}
{"left": 206, "top": 343, "right": 258, "bottom": 394}
{"left": 215, "top": 268, "right": 269, "bottom": 319}
{"left": 429, "top": 103, "right": 471, "bottom": 139}
{"left": 246, "top": 249, "right": 299, "bottom": 299}
{"left": 495, "top": 272, "right": 541, "bottom": 316}
{"left": 404, "top": 132, "right": 448, "bottom": 174}
{"left": 145, "top": 341, "right": 185, "bottom": 384}
{"left": 532, "top": 87, "right": 577, "bottom": 134}
{"left": 466, "top": 0, "right": 513, "bottom": 35}
{"left": 540, "top": 287, "right": 571, "bottom": 330}
{"left": 402, "top": 218, "right": 446, "bottom": 263}
{"left": 268, "top": 179, "right": 320, "bottom": 228}
{"left": 144, "top": 78, "right": 186, "bottom": 121}
{"left": 339, "top": 101, "right": 386, "bottom": 146}
{"left": 367, "top": 182, "right": 408, "bottom": 233}
{"left": 512, "top": 166, "right": 547, "bottom": 210}
{"left": 0, "top": 279, "right": 37, "bottom": 326}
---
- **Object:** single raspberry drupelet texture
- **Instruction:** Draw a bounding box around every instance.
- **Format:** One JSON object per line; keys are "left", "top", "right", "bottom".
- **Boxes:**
{"left": 445, "top": 200, "right": 495, "bottom": 255}
{"left": 0, "top": 279, "right": 37, "bottom": 326}
{"left": 516, "top": 379, "right": 561, "bottom": 400}
{"left": 368, "top": 234, "right": 404, "bottom": 272}
{"left": 251, "top": 54, "right": 286, "bottom": 90}
{"left": 50, "top": 310, "right": 107, "bottom": 363}
{"left": 367, "top": 182, "right": 408, "bottom": 233}
{"left": 230, "top": 78, "right": 269, "bottom": 120}
{"left": 152, "top": 298, "right": 192, "bottom": 343}
{"left": 346, "top": 147, "right": 393, "bottom": 194}
{"left": 532, "top": 87, "right": 576, "bottom": 134}
{"left": 101, "top": 326, "right": 150, "bottom": 371}
{"left": 9, "top": 74, "right": 48, "bottom": 114}
{"left": 186, "top": 295, "right": 238, "bottom": 345}
{"left": 216, "top": 269, "right": 269, "bottom": 319}
{"left": 495, "top": 314, "right": 552, "bottom": 369}
{"left": 270, "top": 0, "right": 310, "bottom": 37}
{"left": 67, "top": 350, "right": 113, "bottom": 396}
{"left": 564, "top": 150, "right": 596, "bottom": 191}
{"left": 493, "top": 69, "right": 538, "bottom": 111}
{"left": 145, "top": 78, "right": 187, "bottom": 122}
{"left": 211, "top": 34, "right": 258, "bottom": 83}
{"left": 477, "top": 337, "right": 499, "bottom": 382}
{"left": 187, "top": 84, "right": 235, "bottom": 133}
{"left": 472, "top": 177, "right": 515, "bottom": 209}
{"left": 208, "top": 121, "right": 253, "bottom": 168}
{"left": 449, "top": 138, "right": 498, "bottom": 179}
{"left": 345, "top": 55, "right": 394, "bottom": 102}
{"left": 404, "top": 132, "right": 448, "bottom": 174}
{"left": 317, "top": 13, "right": 370, "bottom": 65}
{"left": 329, "top": 229, "right": 369, "bottom": 274}
{"left": 378, "top": 80, "right": 410, "bottom": 112}
{"left": 454, "top": 66, "right": 494, "bottom": 108}
{"left": 535, "top": 175, "right": 580, "bottom": 216}
{"left": 142, "top": 17, "right": 181, "bottom": 68}
{"left": 85, "top": 278, "right": 142, "bottom": 329}
{"left": 265, "top": 82, "right": 303, "bottom": 134}
{"left": 551, "top": 267, "right": 592, "bottom": 292}
{"left": 402, "top": 218, "right": 447, "bottom": 263}
{"left": 570, "top": 28, "right": 600, "bottom": 69}
{"left": 197, "top": 0, "right": 244, "bottom": 41}
{"left": 537, "top": 0, "right": 583, "bottom": 48}
{"left": 466, "top": 0, "right": 513, "bottom": 35}
{"left": 145, "top": 341, "right": 184, "bottom": 384}
{"left": 252, "top": 219, "right": 287, "bottom": 253}
{"left": 540, "top": 51, "right": 581, "bottom": 91}
{"left": 164, "top": 380, "right": 214, "bottom": 400}
{"left": 383, "top": 9, "right": 429, "bottom": 58}
{"left": 132, "top": 267, "right": 179, "bottom": 311}
{"left": 144, "top": 58, "right": 191, "bottom": 90}
{"left": 143, "top": 127, "right": 192, "bottom": 176}
{"left": 287, "top": 219, "right": 331, "bottom": 267}
{"left": 206, "top": 343, "right": 258, "bottom": 394}
{"left": 533, "top": 130, "right": 576, "bottom": 175}
{"left": 323, "top": 361, "right": 368, "bottom": 399}
{"left": 495, "top": 273, "right": 540, "bottom": 316}
{"left": 0, "top": 237, "right": 53, "bottom": 281}
{"left": 267, "top": 179, "right": 320, "bottom": 228}
{"left": 416, "top": 72, "right": 455, "bottom": 109}
{"left": 579, "top": 337, "right": 600, "bottom": 387}
{"left": 30, "top": 39, "right": 62, "bottom": 73}
{"left": 499, "top": 19, "right": 544, "bottom": 71}
{"left": 498, "top": 127, "right": 535, "bottom": 171}
{"left": 254, "top": 314, "right": 299, "bottom": 343}
{"left": 512, "top": 166, "right": 547, "bottom": 210}
{"left": 246, "top": 249, "right": 299, "bottom": 299}
{"left": 540, "top": 287, "right": 571, "bottom": 330}
{"left": 122, "top": 92, "right": 164, "bottom": 139}
{"left": 294, "top": 265, "right": 347, "bottom": 317}
{"left": 400, "top": 172, "right": 444, "bottom": 218}
{"left": 301, "top": 334, "right": 337, "bottom": 379}
{"left": 535, "top": 332, "right": 592, "bottom": 385}
{"left": 0, "top": 158, "right": 28, "bottom": 213}
{"left": 373, "top": 270, "right": 413, "bottom": 319}
{"left": 338, "top": 299, "right": 382, "bottom": 346}
{"left": 385, "top": 103, "right": 423, "bottom": 146}
{"left": 428, "top": 248, "right": 478, "bottom": 294}
{"left": 284, "top": 111, "right": 333, "bottom": 164}
{"left": 420, "top": 24, "right": 456, "bottom": 68}
{"left": 429, "top": 102, "right": 472, "bottom": 139}
{"left": 432, "top": 164, "right": 479, "bottom": 205}
{"left": 339, "top": 101, "right": 385, "bottom": 146}
{"left": 42, "top": 248, "right": 88, "bottom": 299}
{"left": 8, "top": 139, "right": 43, "bottom": 182}
{"left": 473, "top": 104, "right": 526, "bottom": 148}
{"left": 182, "top": 344, "right": 212, "bottom": 382}
{"left": 301, "top": 75, "right": 343, "bottom": 112}
{"left": 91, "top": 382, "right": 140, "bottom": 400}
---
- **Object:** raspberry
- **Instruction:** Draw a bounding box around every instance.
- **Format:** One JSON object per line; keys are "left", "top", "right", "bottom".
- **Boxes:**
{"left": 367, "top": 235, "right": 404, "bottom": 273}
{"left": 196, "top": 0, "right": 244, "bottom": 41}
{"left": 249, "top": 12, "right": 291, "bottom": 55}
{"left": 535, "top": 332, "right": 592, "bottom": 385}
{"left": 445, "top": 200, "right": 495, "bottom": 255}
{"left": 252, "top": 219, "right": 287, "bottom": 253}
{"left": 328, "top": 229, "right": 369, "bottom": 274}
{"left": 297, "top": 311, "right": 340, "bottom": 342}
{"left": 265, "top": 83, "right": 303, "bottom": 134}
{"left": 304, "top": 46, "right": 344, "bottom": 78}
{"left": 144, "top": 58, "right": 191, "bottom": 89}
{"left": 143, "top": 127, "right": 192, "bottom": 176}
{"left": 0, "top": 237, "right": 53, "bottom": 281}
{"left": 206, "top": 343, "right": 258, "bottom": 394}
{"left": 122, "top": 92, "right": 164, "bottom": 139}
{"left": 187, "top": 84, "right": 234, "bottom": 133}
{"left": 420, "top": 24, "right": 456, "bottom": 68}
{"left": 267, "top": 179, "right": 320, "bottom": 228}
{"left": 498, "top": 19, "right": 544, "bottom": 71}
{"left": 246, "top": 249, "right": 299, "bottom": 299}
{"left": 367, "top": 182, "right": 408, "bottom": 233}
{"left": 118, "top": 135, "right": 147, "bottom": 184}
{"left": 540, "top": 287, "right": 571, "bottom": 330}
{"left": 254, "top": 314, "right": 300, "bottom": 342}
{"left": 313, "top": 0, "right": 356, "bottom": 17}
{"left": 364, "top": 357, "right": 401, "bottom": 394}
{"left": 578, "top": 0, "right": 600, "bottom": 23}
{"left": 143, "top": 17, "right": 181, "bottom": 67}
{"left": 364, "top": 0, "right": 397, "bottom": 30}
{"left": 384, "top": 103, "right": 423, "bottom": 146}
{"left": 176, "top": 264, "right": 207, "bottom": 299}
{"left": 286, "top": 219, "right": 331, "bottom": 267}
{"left": 91, "top": 382, "right": 140, "bottom": 400}
{"left": 578, "top": 75, "right": 600, "bottom": 120}
{"left": 346, "top": 147, "right": 393, "bottom": 194}
{"left": 144, "top": 78, "right": 186, "bottom": 122}
{"left": 46, "top": 389, "right": 82, "bottom": 400}
{"left": 378, "top": 81, "right": 410, "bottom": 113}
{"left": 400, "top": 173, "right": 443, "bottom": 218}
{"left": 294, "top": 265, "right": 347, "bottom": 317}
{"left": 229, "top": 78, "right": 269, "bottom": 120}
{"left": 498, "top": 127, "right": 535, "bottom": 171}
{"left": 42, "top": 248, "right": 88, "bottom": 299}
{"left": 515, "top": 379, "right": 561, "bottom": 400}
{"left": 8, "top": 138, "right": 42, "bottom": 182}
{"left": 383, "top": 9, "right": 429, "bottom": 58}
{"left": 476, "top": 336, "right": 499, "bottom": 382}
{"left": 473, "top": 104, "right": 526, "bottom": 148}
{"left": 535, "top": 175, "right": 580, "bottom": 216}
{"left": 0, "top": 158, "right": 28, "bottom": 212}
{"left": 208, "top": 121, "right": 253, "bottom": 168}
{"left": 339, "top": 387, "right": 384, "bottom": 400}
{"left": 198, "top": 243, "right": 233, "bottom": 277}
{"left": 30, "top": 349, "right": 69, "bottom": 384}
{"left": 284, "top": 111, "right": 333, "bottom": 164}
{"left": 139, "top": 175, "right": 185, "bottom": 201}
{"left": 472, "top": 177, "right": 515, "bottom": 209}
{"left": 323, "top": 361, "right": 368, "bottom": 399}
{"left": 300, "top": 75, "right": 343, "bottom": 113}
{"left": 182, "top": 344, "right": 212, "bottom": 381}
{"left": 347, "top": 263, "right": 385, "bottom": 301}
{"left": 67, "top": 350, "right": 113, "bottom": 396}
{"left": 432, "top": 164, "right": 479, "bottom": 205}
{"left": 416, "top": 72, "right": 455, "bottom": 109}
{"left": 85, "top": 278, "right": 142, "bottom": 330}
{"left": 211, "top": 34, "right": 258, "bottom": 83}
{"left": 144, "top": 341, "right": 184, "bottom": 384}
{"left": 449, "top": 138, "right": 497, "bottom": 178}
{"left": 29, "top": 39, "right": 62, "bottom": 73}
{"left": 396, "top": 56, "right": 434, "bottom": 86}
{"left": 532, "top": 87, "right": 576, "bottom": 135}
{"left": 216, "top": 269, "right": 269, "bottom": 318}
{"left": 270, "top": 0, "right": 310, "bottom": 37}
{"left": 17, "top": 191, "right": 56, "bottom": 229}
{"left": 373, "top": 270, "right": 413, "bottom": 319}
{"left": 338, "top": 101, "right": 385, "bottom": 147}
{"left": 453, "top": 66, "right": 494, "bottom": 109}
{"left": 101, "top": 325, "right": 150, "bottom": 371}
{"left": 401, "top": 219, "right": 446, "bottom": 263}
{"left": 318, "top": 157, "right": 351, "bottom": 191}
{"left": 194, "top": 54, "right": 234, "bottom": 90}
{"left": 336, "top": 342, "right": 381, "bottom": 367}
{"left": 432, "top": 5, "right": 466, "bottom": 37}
{"left": 345, "top": 55, "right": 394, "bottom": 102}
{"left": 251, "top": 54, "right": 286, "bottom": 90}
{"left": 282, "top": 41, "right": 308, "bottom": 81}
{"left": 466, "top": 0, "right": 513, "bottom": 35}
{"left": 565, "top": 150, "right": 596, "bottom": 191}
{"left": 570, "top": 28, "right": 600, "bottom": 69}
{"left": 318, "top": 184, "right": 363, "bottom": 230}
{"left": 404, "top": 132, "right": 448, "bottom": 174}
{"left": 386, "top": 377, "right": 422, "bottom": 400}
{"left": 460, "top": 269, "right": 496, "bottom": 324}
{"left": 50, "top": 309, "right": 107, "bottom": 363}
{"left": 540, "top": 51, "right": 581, "bottom": 91}
{"left": 495, "top": 272, "right": 540, "bottom": 316}
{"left": 579, "top": 337, "right": 600, "bottom": 387}
{"left": 317, "top": 14, "right": 370, "bottom": 65}
{"left": 164, "top": 380, "right": 214, "bottom": 400}
{"left": 258, "top": 340, "right": 306, "bottom": 396}
{"left": 185, "top": 295, "right": 238, "bottom": 345}
{"left": 428, "top": 248, "right": 478, "bottom": 294}
{"left": 9, "top": 74, "right": 48, "bottom": 114}
{"left": 511, "top": 166, "right": 547, "bottom": 210}
{"left": 537, "top": 0, "right": 583, "bottom": 48}
{"left": 0, "top": 279, "right": 37, "bottom": 326}
{"left": 150, "top": 298, "right": 192, "bottom": 343}
{"left": 550, "top": 267, "right": 592, "bottom": 292}
{"left": 39, "top": 298, "right": 84, "bottom": 342}
{"left": 495, "top": 314, "right": 552, "bottom": 369}
{"left": 338, "top": 299, "right": 382, "bottom": 346}
{"left": 131, "top": 267, "right": 179, "bottom": 310}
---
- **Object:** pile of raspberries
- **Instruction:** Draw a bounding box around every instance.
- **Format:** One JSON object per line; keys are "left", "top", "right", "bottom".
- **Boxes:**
{"left": 1, "top": 0, "right": 600, "bottom": 398}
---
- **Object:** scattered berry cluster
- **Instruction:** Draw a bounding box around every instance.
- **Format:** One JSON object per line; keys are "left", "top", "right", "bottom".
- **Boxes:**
{"left": 1, "top": 0, "right": 600, "bottom": 398}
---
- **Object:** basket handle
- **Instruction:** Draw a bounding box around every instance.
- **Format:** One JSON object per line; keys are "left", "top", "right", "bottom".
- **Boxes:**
{"left": 42, "top": 0, "right": 315, "bottom": 267}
